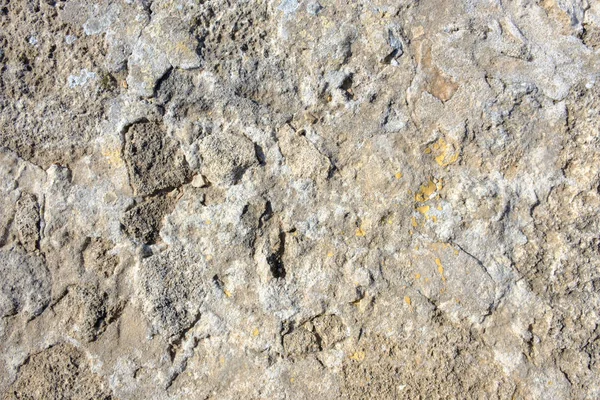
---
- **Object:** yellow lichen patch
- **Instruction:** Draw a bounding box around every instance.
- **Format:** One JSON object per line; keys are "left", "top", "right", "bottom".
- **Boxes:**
{"left": 431, "top": 215, "right": 438, "bottom": 223}
{"left": 424, "top": 147, "right": 432, "bottom": 154}
{"left": 355, "top": 226, "right": 367, "bottom": 237}
{"left": 435, "top": 258, "right": 444, "bottom": 273}
{"left": 327, "top": 251, "right": 334, "bottom": 258}
{"left": 415, "top": 179, "right": 437, "bottom": 202}
{"left": 416, "top": 205, "right": 430, "bottom": 216}
{"left": 349, "top": 351, "right": 366, "bottom": 362}
{"left": 224, "top": 289, "right": 232, "bottom": 298}
{"left": 395, "top": 172, "right": 403, "bottom": 179}
{"left": 429, "top": 242, "right": 451, "bottom": 252}
{"left": 102, "top": 148, "right": 124, "bottom": 167}
{"left": 415, "top": 273, "right": 421, "bottom": 280}
{"left": 430, "top": 138, "right": 460, "bottom": 167}
{"left": 404, "top": 296, "right": 411, "bottom": 306}
{"left": 252, "top": 328, "right": 260, "bottom": 337}
{"left": 437, "top": 152, "right": 459, "bottom": 167}
{"left": 435, "top": 258, "right": 446, "bottom": 281}
{"left": 411, "top": 217, "right": 418, "bottom": 227}
{"left": 437, "top": 205, "right": 443, "bottom": 211}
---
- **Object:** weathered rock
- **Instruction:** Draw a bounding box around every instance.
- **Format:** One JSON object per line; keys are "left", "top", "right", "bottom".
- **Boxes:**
{"left": 0, "top": 248, "right": 50, "bottom": 318}
{"left": 1, "top": 0, "right": 600, "bottom": 398}
{"left": 82, "top": 237, "right": 119, "bottom": 278}
{"left": 136, "top": 246, "right": 206, "bottom": 341}
{"left": 14, "top": 193, "right": 40, "bottom": 252}
{"left": 5, "top": 344, "right": 112, "bottom": 400}
{"left": 197, "top": 132, "right": 257, "bottom": 187}
{"left": 123, "top": 121, "right": 191, "bottom": 197}
{"left": 121, "top": 193, "right": 176, "bottom": 244}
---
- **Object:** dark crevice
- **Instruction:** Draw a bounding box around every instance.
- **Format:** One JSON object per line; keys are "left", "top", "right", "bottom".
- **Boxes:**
{"left": 267, "top": 230, "right": 286, "bottom": 279}
{"left": 450, "top": 241, "right": 495, "bottom": 283}
{"left": 257, "top": 200, "right": 272, "bottom": 231}
{"left": 340, "top": 74, "right": 354, "bottom": 100}
{"left": 313, "top": 330, "right": 324, "bottom": 352}
{"left": 212, "top": 274, "right": 224, "bottom": 291}
{"left": 254, "top": 143, "right": 266, "bottom": 165}
{"left": 138, "top": 176, "right": 193, "bottom": 200}
{"left": 383, "top": 49, "right": 401, "bottom": 64}
{"left": 153, "top": 66, "right": 174, "bottom": 103}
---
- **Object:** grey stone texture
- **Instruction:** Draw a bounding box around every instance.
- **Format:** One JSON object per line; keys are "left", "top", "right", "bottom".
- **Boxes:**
{"left": 1, "top": 0, "right": 600, "bottom": 398}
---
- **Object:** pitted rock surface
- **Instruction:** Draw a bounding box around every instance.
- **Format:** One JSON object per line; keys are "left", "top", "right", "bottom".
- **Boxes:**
{"left": 1, "top": 0, "right": 600, "bottom": 399}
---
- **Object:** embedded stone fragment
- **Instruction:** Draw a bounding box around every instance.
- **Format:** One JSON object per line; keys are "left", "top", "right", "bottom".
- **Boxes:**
{"left": 14, "top": 193, "right": 40, "bottom": 252}
{"left": 82, "top": 237, "right": 119, "bottom": 278}
{"left": 0, "top": 248, "right": 50, "bottom": 318}
{"left": 283, "top": 315, "right": 346, "bottom": 356}
{"left": 6, "top": 344, "right": 112, "bottom": 400}
{"left": 417, "top": 41, "right": 459, "bottom": 103}
{"left": 126, "top": 39, "right": 171, "bottom": 98}
{"left": 121, "top": 194, "right": 176, "bottom": 244}
{"left": 53, "top": 284, "right": 122, "bottom": 342}
{"left": 283, "top": 326, "right": 320, "bottom": 355}
{"left": 123, "top": 121, "right": 191, "bottom": 197}
{"left": 126, "top": 15, "right": 201, "bottom": 97}
{"left": 312, "top": 314, "right": 346, "bottom": 348}
{"left": 277, "top": 124, "right": 331, "bottom": 182}
{"left": 197, "top": 132, "right": 257, "bottom": 187}
{"left": 137, "top": 247, "right": 206, "bottom": 340}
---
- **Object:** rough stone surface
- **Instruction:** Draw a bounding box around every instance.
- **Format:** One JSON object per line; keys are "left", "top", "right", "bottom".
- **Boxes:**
{"left": 4, "top": 343, "right": 112, "bottom": 400}
{"left": 123, "top": 121, "right": 191, "bottom": 197}
{"left": 0, "top": 248, "right": 50, "bottom": 319}
{"left": 1, "top": 0, "right": 600, "bottom": 398}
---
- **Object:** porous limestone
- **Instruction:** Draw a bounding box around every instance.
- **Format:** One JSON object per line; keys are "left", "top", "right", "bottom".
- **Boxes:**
{"left": 1, "top": 0, "right": 600, "bottom": 398}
